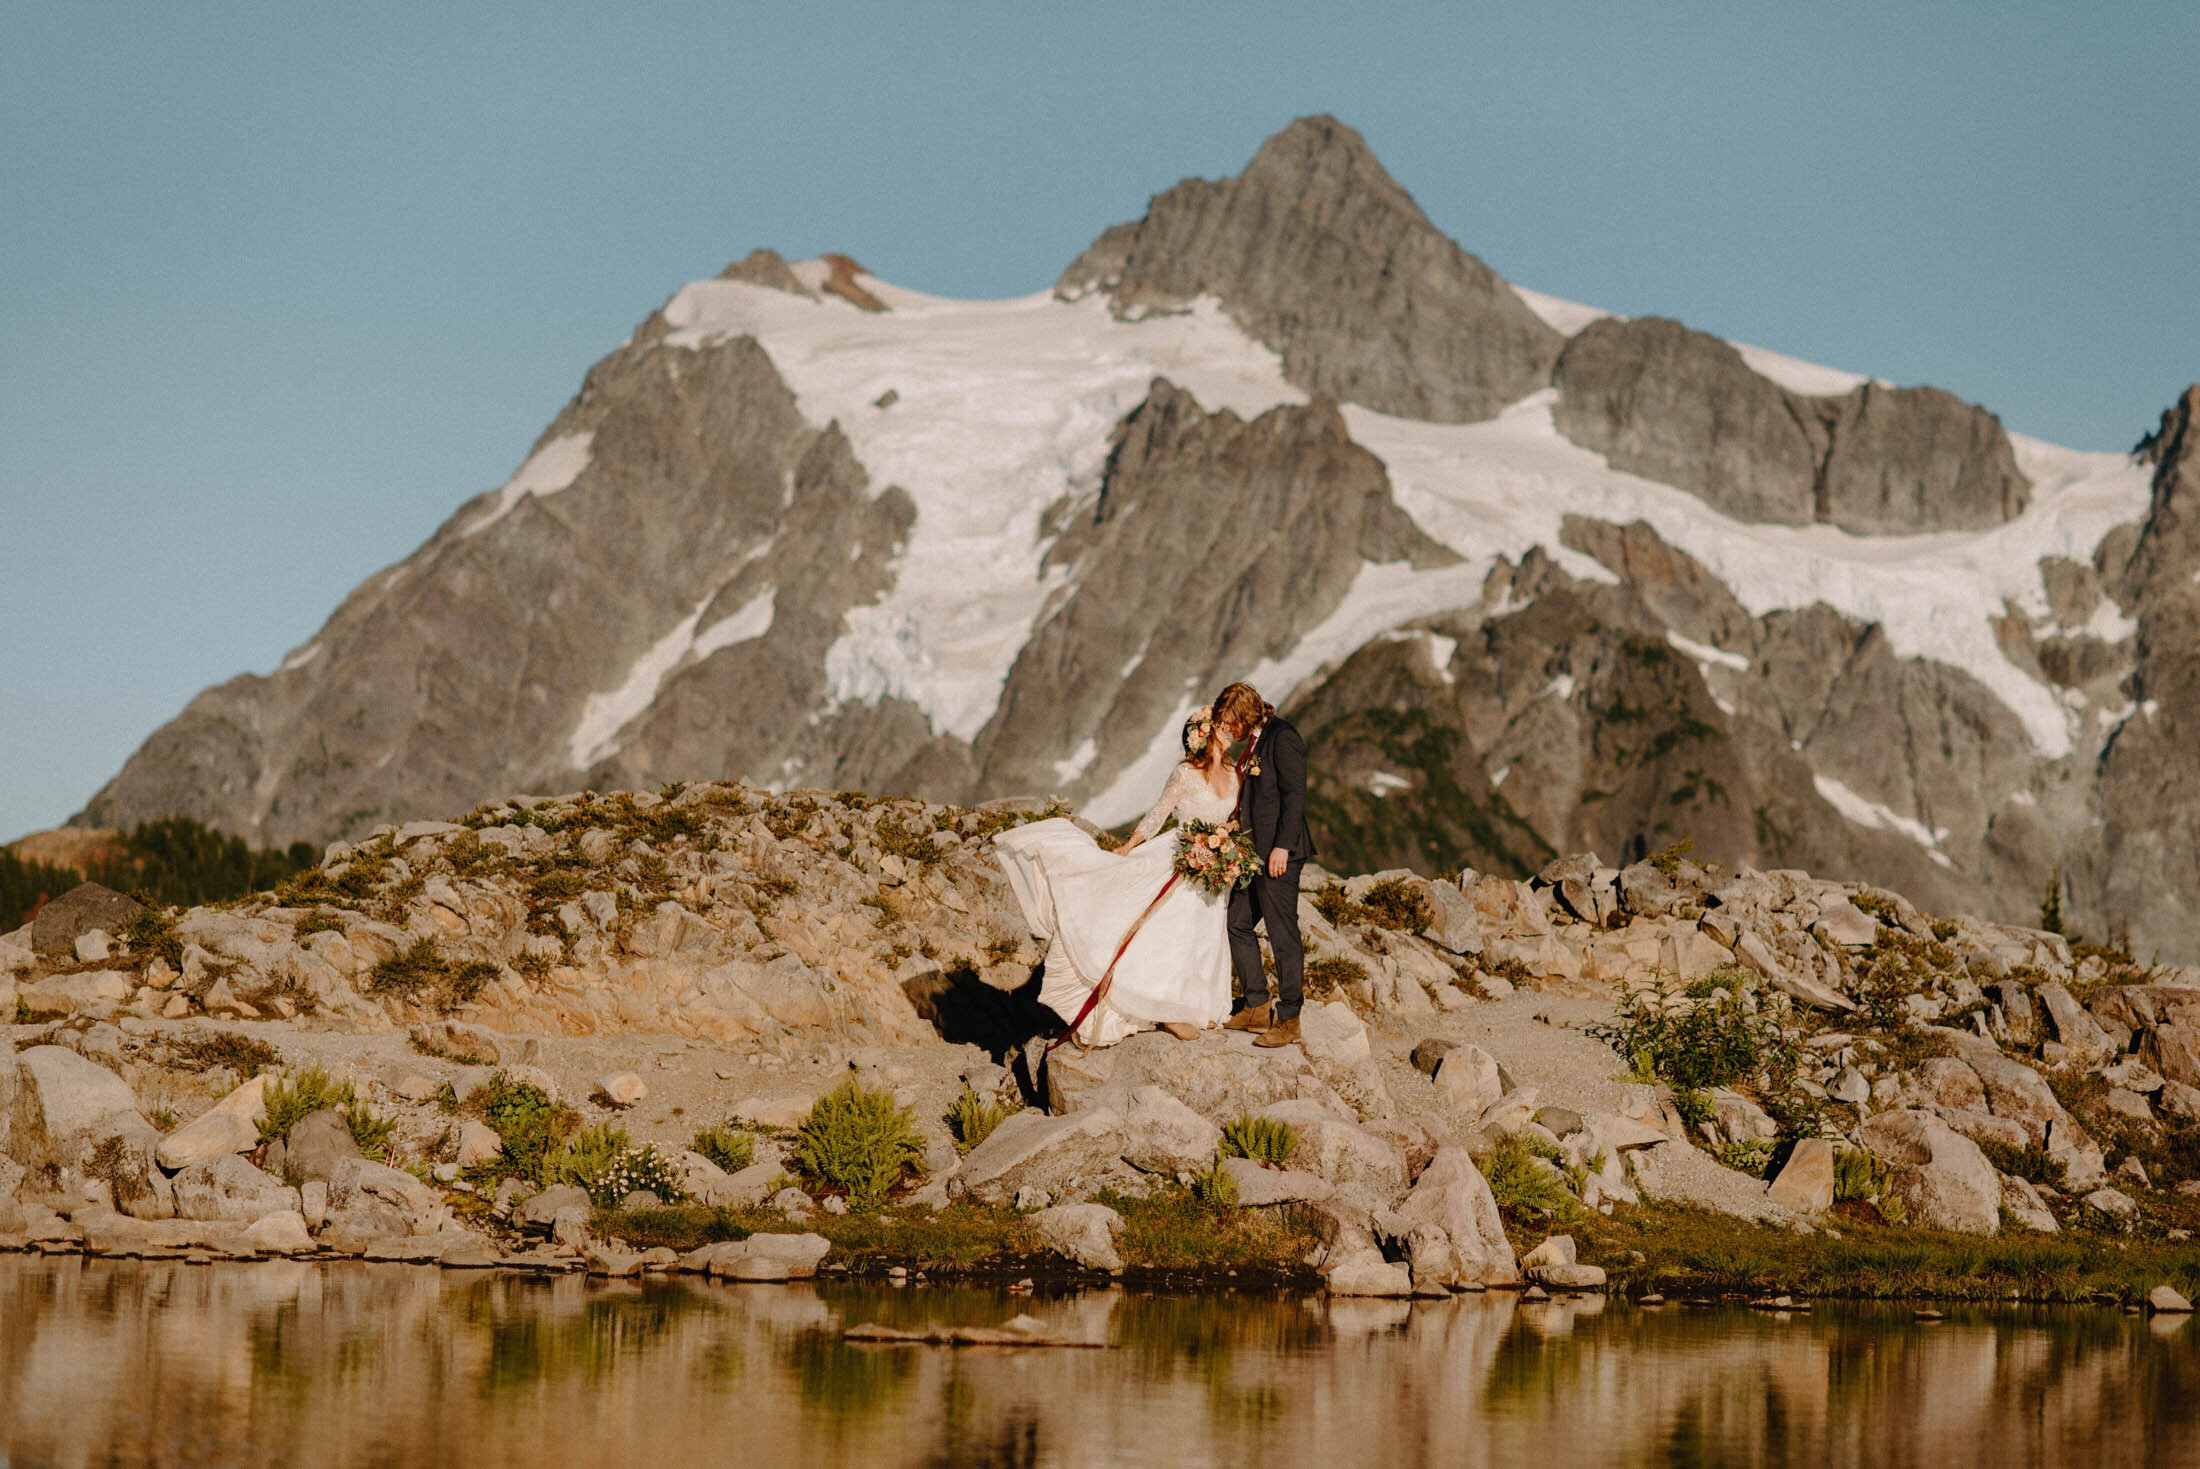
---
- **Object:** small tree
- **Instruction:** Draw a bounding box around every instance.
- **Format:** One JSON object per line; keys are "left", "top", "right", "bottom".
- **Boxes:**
{"left": 2040, "top": 869, "right": 2065, "bottom": 936}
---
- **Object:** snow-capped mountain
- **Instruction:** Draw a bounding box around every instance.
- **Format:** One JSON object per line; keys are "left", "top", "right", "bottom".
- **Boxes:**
{"left": 78, "top": 117, "right": 2200, "bottom": 957}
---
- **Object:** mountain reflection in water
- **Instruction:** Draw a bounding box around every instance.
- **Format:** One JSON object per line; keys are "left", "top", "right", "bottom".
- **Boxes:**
{"left": 2, "top": 1257, "right": 2195, "bottom": 1467}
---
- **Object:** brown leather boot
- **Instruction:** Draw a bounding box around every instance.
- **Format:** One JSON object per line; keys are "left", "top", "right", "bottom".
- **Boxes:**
{"left": 1223, "top": 1002, "right": 1272, "bottom": 1033}
{"left": 1253, "top": 1015, "right": 1302, "bottom": 1049}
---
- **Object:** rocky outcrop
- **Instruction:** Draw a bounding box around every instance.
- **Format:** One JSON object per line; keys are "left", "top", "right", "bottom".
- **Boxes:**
{"left": 975, "top": 380, "right": 1454, "bottom": 796}
{"left": 1551, "top": 316, "right": 2029, "bottom": 533}
{"left": 1057, "top": 115, "right": 1562, "bottom": 422}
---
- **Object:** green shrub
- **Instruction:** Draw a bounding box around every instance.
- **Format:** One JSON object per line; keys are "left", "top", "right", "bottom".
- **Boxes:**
{"left": 122, "top": 906, "right": 184, "bottom": 968}
{"left": 470, "top": 1072, "right": 581, "bottom": 1186}
{"left": 1304, "top": 954, "right": 1367, "bottom": 995}
{"left": 1477, "top": 1133, "right": 1579, "bottom": 1219}
{"left": 1359, "top": 878, "right": 1433, "bottom": 935}
{"left": 364, "top": 936, "right": 500, "bottom": 1013}
{"left": 945, "top": 1089, "right": 1022, "bottom": 1154}
{"left": 1192, "top": 1155, "right": 1240, "bottom": 1209}
{"left": 691, "top": 1123, "right": 757, "bottom": 1174}
{"left": 1589, "top": 976, "right": 1808, "bottom": 1096}
{"left": 344, "top": 1098, "right": 396, "bottom": 1161}
{"left": 164, "top": 1032, "right": 281, "bottom": 1077}
{"left": 558, "top": 1124, "right": 689, "bottom": 1205}
{"left": 1220, "top": 1113, "right": 1298, "bottom": 1167}
{"left": 792, "top": 1080, "right": 927, "bottom": 1210}
{"left": 1832, "top": 1147, "right": 1905, "bottom": 1220}
{"left": 1713, "top": 1140, "right": 1776, "bottom": 1178}
{"left": 259, "top": 1065, "right": 356, "bottom": 1143}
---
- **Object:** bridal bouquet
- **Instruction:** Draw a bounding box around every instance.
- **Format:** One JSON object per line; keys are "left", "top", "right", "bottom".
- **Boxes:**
{"left": 1173, "top": 819, "right": 1260, "bottom": 896}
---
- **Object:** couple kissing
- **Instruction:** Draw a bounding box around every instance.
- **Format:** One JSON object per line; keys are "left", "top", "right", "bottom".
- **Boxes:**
{"left": 994, "top": 681, "right": 1316, "bottom": 1052}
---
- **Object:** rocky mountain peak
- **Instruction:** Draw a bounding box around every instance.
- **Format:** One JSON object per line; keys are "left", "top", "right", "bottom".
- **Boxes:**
{"left": 1056, "top": 115, "right": 1562, "bottom": 423}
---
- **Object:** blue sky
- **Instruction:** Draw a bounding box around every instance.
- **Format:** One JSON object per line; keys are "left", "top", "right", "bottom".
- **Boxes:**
{"left": 3, "top": 2, "right": 2193, "bottom": 844}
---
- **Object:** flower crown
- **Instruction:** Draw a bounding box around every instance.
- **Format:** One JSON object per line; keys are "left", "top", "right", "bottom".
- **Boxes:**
{"left": 1181, "top": 705, "right": 1218, "bottom": 755}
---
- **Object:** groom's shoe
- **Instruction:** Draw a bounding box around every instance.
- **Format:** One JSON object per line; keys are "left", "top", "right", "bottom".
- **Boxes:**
{"left": 1252, "top": 1015, "right": 1301, "bottom": 1049}
{"left": 1224, "top": 1002, "right": 1272, "bottom": 1033}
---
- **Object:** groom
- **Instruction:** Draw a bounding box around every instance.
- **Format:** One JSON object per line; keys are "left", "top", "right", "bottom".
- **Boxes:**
{"left": 1214, "top": 681, "right": 1316, "bottom": 1048}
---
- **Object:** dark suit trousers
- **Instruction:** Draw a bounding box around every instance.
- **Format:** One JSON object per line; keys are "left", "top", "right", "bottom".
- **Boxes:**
{"left": 1228, "top": 857, "right": 1305, "bottom": 1021}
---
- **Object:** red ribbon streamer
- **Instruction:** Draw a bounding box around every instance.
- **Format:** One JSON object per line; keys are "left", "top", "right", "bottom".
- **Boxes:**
{"left": 1046, "top": 869, "right": 1182, "bottom": 1055}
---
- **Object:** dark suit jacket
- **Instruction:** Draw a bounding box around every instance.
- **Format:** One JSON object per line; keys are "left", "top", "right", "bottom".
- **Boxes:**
{"left": 1237, "top": 716, "right": 1316, "bottom": 860}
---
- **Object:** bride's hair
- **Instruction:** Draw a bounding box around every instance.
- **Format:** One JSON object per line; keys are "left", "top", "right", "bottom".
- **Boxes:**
{"left": 1180, "top": 706, "right": 1220, "bottom": 765}
{"left": 1214, "top": 682, "right": 1272, "bottom": 730}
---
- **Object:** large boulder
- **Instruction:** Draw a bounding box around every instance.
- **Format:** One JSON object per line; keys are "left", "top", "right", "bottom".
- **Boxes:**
{"left": 1118, "top": 1086, "right": 1222, "bottom": 1176}
{"left": 1422, "top": 880, "right": 1485, "bottom": 955}
{"left": 156, "top": 1075, "right": 270, "bottom": 1172}
{"left": 1765, "top": 1138, "right": 1835, "bottom": 1212}
{"left": 1028, "top": 1202, "right": 1125, "bottom": 1272}
{"left": 1255, "top": 1100, "right": 1407, "bottom": 1211}
{"left": 1043, "top": 1030, "right": 1361, "bottom": 1122}
{"left": 5, "top": 1045, "right": 172, "bottom": 1219}
{"left": 171, "top": 1154, "right": 299, "bottom": 1222}
{"left": 282, "top": 1108, "right": 365, "bottom": 1183}
{"left": 691, "top": 1232, "right": 832, "bottom": 1281}
{"left": 1388, "top": 1146, "right": 1517, "bottom": 1286}
{"left": 29, "top": 883, "right": 143, "bottom": 955}
{"left": 1858, "top": 1109, "right": 2001, "bottom": 1234}
{"left": 954, "top": 1107, "right": 1132, "bottom": 1206}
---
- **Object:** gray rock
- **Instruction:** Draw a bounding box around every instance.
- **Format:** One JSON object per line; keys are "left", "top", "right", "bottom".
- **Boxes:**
{"left": 1118, "top": 1086, "right": 1222, "bottom": 1176}
{"left": 171, "top": 1155, "right": 299, "bottom": 1222}
{"left": 697, "top": 1231, "right": 831, "bottom": 1281}
{"left": 1324, "top": 1255, "right": 1414, "bottom": 1297}
{"left": 1766, "top": 1139, "right": 1836, "bottom": 1212}
{"left": 1422, "top": 879, "right": 1485, "bottom": 954}
{"left": 1520, "top": 1234, "right": 1577, "bottom": 1269}
{"left": 1389, "top": 1146, "right": 1517, "bottom": 1286}
{"left": 282, "top": 1109, "right": 364, "bottom": 1183}
{"left": 955, "top": 1107, "right": 1131, "bottom": 1206}
{"left": 1254, "top": 1100, "right": 1406, "bottom": 1210}
{"left": 1859, "top": 1109, "right": 2001, "bottom": 1234}
{"left": 29, "top": 884, "right": 144, "bottom": 955}
{"left": 1028, "top": 1202, "right": 1124, "bottom": 1272}
{"left": 2084, "top": 1187, "right": 2139, "bottom": 1219}
{"left": 514, "top": 1183, "right": 591, "bottom": 1231}
{"left": 1999, "top": 1174, "right": 2059, "bottom": 1233}
{"left": 2149, "top": 1284, "right": 2194, "bottom": 1313}
{"left": 1431, "top": 1044, "right": 1506, "bottom": 1113}
{"left": 2037, "top": 983, "right": 2119, "bottom": 1063}
{"left": 1529, "top": 1263, "right": 1608, "bottom": 1289}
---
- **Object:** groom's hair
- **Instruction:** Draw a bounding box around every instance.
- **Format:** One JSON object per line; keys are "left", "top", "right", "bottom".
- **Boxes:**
{"left": 1215, "top": 682, "right": 1272, "bottom": 729}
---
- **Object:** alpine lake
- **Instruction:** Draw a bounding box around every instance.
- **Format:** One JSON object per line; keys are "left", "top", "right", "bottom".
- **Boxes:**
{"left": 3, "top": 1255, "right": 2197, "bottom": 1467}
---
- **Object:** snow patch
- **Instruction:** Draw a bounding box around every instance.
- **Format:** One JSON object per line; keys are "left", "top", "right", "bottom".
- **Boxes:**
{"left": 1052, "top": 739, "right": 1098, "bottom": 784}
{"left": 1544, "top": 673, "right": 1576, "bottom": 701}
{"left": 661, "top": 273, "right": 1298, "bottom": 742}
{"left": 466, "top": 431, "right": 595, "bottom": 538}
{"left": 1812, "top": 772, "right": 1954, "bottom": 867}
{"left": 1342, "top": 393, "right": 2151, "bottom": 759}
{"left": 693, "top": 587, "right": 777, "bottom": 659}
{"left": 279, "top": 641, "right": 322, "bottom": 673}
{"left": 1510, "top": 284, "right": 1611, "bottom": 336}
{"left": 568, "top": 596, "right": 711, "bottom": 768}
{"left": 1666, "top": 629, "right": 1752, "bottom": 672}
{"left": 1729, "top": 342, "right": 1873, "bottom": 398}
{"left": 1367, "top": 771, "right": 1410, "bottom": 797}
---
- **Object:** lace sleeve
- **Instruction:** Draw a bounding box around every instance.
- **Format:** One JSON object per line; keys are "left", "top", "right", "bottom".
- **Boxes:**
{"left": 1130, "top": 765, "right": 1196, "bottom": 844}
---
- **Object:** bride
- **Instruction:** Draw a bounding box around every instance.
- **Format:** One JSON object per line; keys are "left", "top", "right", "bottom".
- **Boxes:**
{"left": 994, "top": 708, "right": 1239, "bottom": 1047}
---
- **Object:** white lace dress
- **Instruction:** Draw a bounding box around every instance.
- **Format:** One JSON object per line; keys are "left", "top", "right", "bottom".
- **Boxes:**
{"left": 994, "top": 764, "right": 1239, "bottom": 1047}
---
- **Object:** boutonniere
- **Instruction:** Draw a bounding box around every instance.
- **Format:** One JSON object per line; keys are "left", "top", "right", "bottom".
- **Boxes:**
{"left": 1246, "top": 759, "right": 1262, "bottom": 777}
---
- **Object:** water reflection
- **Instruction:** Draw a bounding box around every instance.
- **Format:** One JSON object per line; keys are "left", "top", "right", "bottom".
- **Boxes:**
{"left": 2, "top": 1258, "right": 2194, "bottom": 1467}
